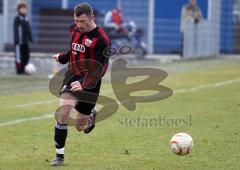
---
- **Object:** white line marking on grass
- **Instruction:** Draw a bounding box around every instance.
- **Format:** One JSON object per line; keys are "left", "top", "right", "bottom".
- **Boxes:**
{"left": 15, "top": 90, "right": 113, "bottom": 108}
{"left": 174, "top": 78, "right": 240, "bottom": 93}
{"left": 1, "top": 78, "right": 240, "bottom": 127}
{"left": 16, "top": 99, "right": 58, "bottom": 108}
{"left": 16, "top": 78, "right": 240, "bottom": 108}
{"left": 0, "top": 114, "right": 53, "bottom": 127}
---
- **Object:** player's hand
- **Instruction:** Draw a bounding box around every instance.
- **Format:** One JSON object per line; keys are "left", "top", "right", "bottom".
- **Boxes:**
{"left": 70, "top": 81, "right": 83, "bottom": 91}
{"left": 52, "top": 54, "right": 60, "bottom": 62}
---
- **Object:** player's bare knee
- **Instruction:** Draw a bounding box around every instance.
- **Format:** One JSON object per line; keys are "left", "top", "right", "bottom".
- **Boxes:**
{"left": 57, "top": 116, "right": 69, "bottom": 125}
{"left": 75, "top": 126, "right": 85, "bottom": 132}
{"left": 60, "top": 93, "right": 77, "bottom": 106}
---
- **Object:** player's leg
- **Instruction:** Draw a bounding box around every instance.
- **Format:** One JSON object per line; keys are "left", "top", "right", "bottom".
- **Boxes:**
{"left": 75, "top": 112, "right": 89, "bottom": 131}
{"left": 15, "top": 44, "right": 24, "bottom": 74}
{"left": 21, "top": 44, "right": 30, "bottom": 69}
{"left": 76, "top": 80, "right": 101, "bottom": 133}
{"left": 84, "top": 108, "right": 97, "bottom": 133}
{"left": 75, "top": 101, "right": 97, "bottom": 133}
{"left": 51, "top": 92, "right": 77, "bottom": 166}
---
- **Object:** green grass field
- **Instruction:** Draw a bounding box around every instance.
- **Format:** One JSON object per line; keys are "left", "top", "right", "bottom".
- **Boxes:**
{"left": 0, "top": 57, "right": 240, "bottom": 170}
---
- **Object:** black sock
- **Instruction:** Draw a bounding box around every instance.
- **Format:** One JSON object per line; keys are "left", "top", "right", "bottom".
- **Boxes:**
{"left": 54, "top": 122, "right": 68, "bottom": 159}
{"left": 56, "top": 154, "right": 64, "bottom": 159}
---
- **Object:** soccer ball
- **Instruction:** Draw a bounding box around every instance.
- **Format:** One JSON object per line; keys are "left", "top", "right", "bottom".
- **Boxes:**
{"left": 170, "top": 133, "right": 193, "bottom": 156}
{"left": 25, "top": 63, "right": 36, "bottom": 74}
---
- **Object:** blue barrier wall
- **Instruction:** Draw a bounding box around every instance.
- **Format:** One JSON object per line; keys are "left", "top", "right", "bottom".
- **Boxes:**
{"left": 31, "top": 0, "right": 61, "bottom": 40}
{"left": 155, "top": 1, "right": 208, "bottom": 19}
{"left": 68, "top": 0, "right": 116, "bottom": 13}
{"left": 221, "top": 0, "right": 233, "bottom": 53}
{"left": 31, "top": 0, "right": 233, "bottom": 54}
{"left": 31, "top": 0, "right": 148, "bottom": 47}
{"left": 32, "top": 0, "right": 61, "bottom": 16}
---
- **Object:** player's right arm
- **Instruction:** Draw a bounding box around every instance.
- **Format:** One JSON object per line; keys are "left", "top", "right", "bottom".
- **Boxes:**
{"left": 52, "top": 52, "right": 70, "bottom": 64}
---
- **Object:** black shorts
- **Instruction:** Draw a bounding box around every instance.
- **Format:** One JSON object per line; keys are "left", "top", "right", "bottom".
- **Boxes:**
{"left": 59, "top": 72, "right": 101, "bottom": 115}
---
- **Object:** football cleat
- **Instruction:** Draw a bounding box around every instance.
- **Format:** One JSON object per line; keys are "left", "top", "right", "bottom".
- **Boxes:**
{"left": 84, "top": 109, "right": 97, "bottom": 134}
{"left": 50, "top": 157, "right": 64, "bottom": 166}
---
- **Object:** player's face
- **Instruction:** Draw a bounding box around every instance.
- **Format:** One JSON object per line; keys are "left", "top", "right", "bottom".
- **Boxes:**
{"left": 19, "top": 7, "right": 27, "bottom": 15}
{"left": 74, "top": 14, "right": 94, "bottom": 33}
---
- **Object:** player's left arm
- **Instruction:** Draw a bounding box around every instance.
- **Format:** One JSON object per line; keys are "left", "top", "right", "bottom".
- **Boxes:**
{"left": 95, "top": 37, "right": 111, "bottom": 77}
{"left": 78, "top": 38, "right": 111, "bottom": 90}
{"left": 71, "top": 38, "right": 111, "bottom": 91}
{"left": 27, "top": 21, "right": 33, "bottom": 43}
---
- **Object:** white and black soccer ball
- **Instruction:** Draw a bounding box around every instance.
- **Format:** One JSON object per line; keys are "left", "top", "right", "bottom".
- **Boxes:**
{"left": 170, "top": 133, "right": 193, "bottom": 156}
{"left": 25, "top": 63, "right": 36, "bottom": 75}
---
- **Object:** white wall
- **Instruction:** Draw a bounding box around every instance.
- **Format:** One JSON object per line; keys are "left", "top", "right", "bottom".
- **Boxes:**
{"left": 0, "top": 15, "right": 3, "bottom": 52}
{"left": 183, "top": 0, "right": 221, "bottom": 58}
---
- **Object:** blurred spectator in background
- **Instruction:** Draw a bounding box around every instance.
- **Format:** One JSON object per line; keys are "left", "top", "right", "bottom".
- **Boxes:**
{"left": 233, "top": 0, "right": 240, "bottom": 23}
{"left": 104, "top": 8, "right": 142, "bottom": 43}
{"left": 180, "top": 0, "right": 202, "bottom": 57}
{"left": 103, "top": 7, "right": 147, "bottom": 58}
{"left": 104, "top": 7, "right": 123, "bottom": 31}
{"left": 13, "top": 2, "right": 33, "bottom": 75}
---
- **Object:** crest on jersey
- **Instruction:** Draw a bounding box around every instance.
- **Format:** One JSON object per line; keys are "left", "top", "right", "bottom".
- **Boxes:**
{"left": 85, "top": 39, "right": 92, "bottom": 47}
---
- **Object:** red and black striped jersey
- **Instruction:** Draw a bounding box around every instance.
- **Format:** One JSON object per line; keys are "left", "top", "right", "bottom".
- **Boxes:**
{"left": 58, "top": 23, "right": 111, "bottom": 89}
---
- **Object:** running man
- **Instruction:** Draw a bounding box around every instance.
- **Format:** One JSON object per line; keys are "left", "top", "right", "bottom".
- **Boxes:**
{"left": 50, "top": 3, "right": 110, "bottom": 166}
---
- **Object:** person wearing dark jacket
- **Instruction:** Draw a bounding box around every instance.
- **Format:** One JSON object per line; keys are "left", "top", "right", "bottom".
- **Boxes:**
{"left": 13, "top": 2, "right": 33, "bottom": 74}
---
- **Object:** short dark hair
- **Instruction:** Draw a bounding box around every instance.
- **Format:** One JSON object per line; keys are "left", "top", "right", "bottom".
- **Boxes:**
{"left": 74, "top": 3, "right": 93, "bottom": 17}
{"left": 17, "top": 2, "right": 27, "bottom": 12}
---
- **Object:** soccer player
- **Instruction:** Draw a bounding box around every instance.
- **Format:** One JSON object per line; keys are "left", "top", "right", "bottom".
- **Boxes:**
{"left": 13, "top": 2, "right": 33, "bottom": 74}
{"left": 50, "top": 3, "right": 110, "bottom": 166}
